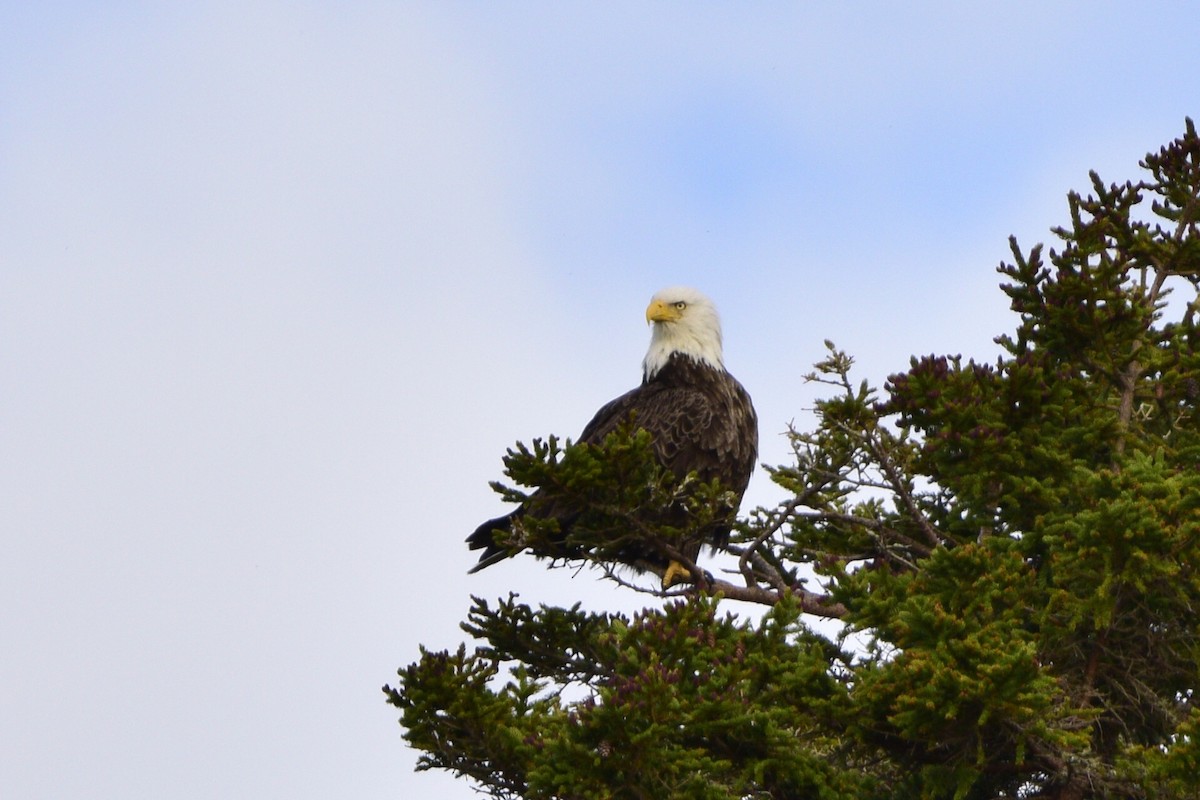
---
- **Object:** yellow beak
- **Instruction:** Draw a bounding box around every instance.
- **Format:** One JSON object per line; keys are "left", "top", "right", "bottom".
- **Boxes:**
{"left": 646, "top": 299, "right": 681, "bottom": 324}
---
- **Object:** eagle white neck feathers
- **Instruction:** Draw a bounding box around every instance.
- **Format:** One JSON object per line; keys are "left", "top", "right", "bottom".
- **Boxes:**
{"left": 642, "top": 286, "right": 725, "bottom": 380}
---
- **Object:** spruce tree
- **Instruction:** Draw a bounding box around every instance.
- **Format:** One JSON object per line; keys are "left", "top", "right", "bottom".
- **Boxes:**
{"left": 387, "top": 120, "right": 1200, "bottom": 800}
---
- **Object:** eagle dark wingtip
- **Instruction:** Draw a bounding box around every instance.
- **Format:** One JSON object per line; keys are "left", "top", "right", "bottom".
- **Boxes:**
{"left": 467, "top": 513, "right": 507, "bottom": 549}
{"left": 467, "top": 512, "right": 517, "bottom": 572}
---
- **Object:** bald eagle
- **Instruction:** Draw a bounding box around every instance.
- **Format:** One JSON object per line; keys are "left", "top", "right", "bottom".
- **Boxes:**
{"left": 467, "top": 287, "right": 758, "bottom": 587}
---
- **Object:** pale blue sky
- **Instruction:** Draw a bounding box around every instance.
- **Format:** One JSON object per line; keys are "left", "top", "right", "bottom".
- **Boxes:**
{"left": 3, "top": 3, "right": 1198, "bottom": 798}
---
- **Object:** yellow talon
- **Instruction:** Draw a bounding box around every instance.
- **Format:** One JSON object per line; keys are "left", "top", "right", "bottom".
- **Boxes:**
{"left": 661, "top": 560, "right": 691, "bottom": 589}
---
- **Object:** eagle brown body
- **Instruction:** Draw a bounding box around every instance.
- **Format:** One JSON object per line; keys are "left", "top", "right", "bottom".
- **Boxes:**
{"left": 467, "top": 287, "right": 758, "bottom": 585}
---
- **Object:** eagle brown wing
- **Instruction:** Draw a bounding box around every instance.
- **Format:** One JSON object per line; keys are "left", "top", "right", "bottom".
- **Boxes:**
{"left": 578, "top": 356, "right": 757, "bottom": 498}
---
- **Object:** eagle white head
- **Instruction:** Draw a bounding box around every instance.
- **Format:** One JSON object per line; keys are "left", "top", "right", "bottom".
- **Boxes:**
{"left": 642, "top": 286, "right": 725, "bottom": 380}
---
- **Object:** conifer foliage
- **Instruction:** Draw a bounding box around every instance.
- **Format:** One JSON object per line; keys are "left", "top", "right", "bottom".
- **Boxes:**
{"left": 387, "top": 121, "right": 1200, "bottom": 799}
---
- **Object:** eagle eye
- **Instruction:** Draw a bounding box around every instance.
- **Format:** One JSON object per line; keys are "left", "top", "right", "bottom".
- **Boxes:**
{"left": 674, "top": 301, "right": 687, "bottom": 310}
